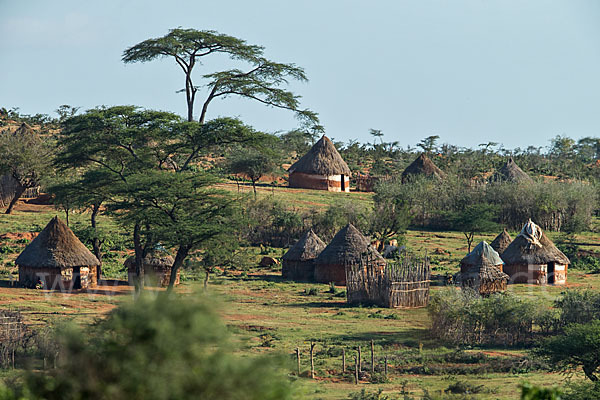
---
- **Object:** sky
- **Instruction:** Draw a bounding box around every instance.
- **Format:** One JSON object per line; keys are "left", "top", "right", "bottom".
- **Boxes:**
{"left": 2, "top": 0, "right": 600, "bottom": 150}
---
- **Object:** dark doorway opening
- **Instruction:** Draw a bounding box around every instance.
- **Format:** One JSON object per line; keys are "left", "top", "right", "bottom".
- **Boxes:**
{"left": 547, "top": 263, "right": 555, "bottom": 284}
{"left": 73, "top": 266, "right": 81, "bottom": 290}
{"left": 341, "top": 175, "right": 346, "bottom": 191}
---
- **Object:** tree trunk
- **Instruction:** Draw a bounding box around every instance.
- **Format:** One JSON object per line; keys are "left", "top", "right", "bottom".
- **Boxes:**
{"left": 91, "top": 203, "right": 102, "bottom": 280}
{"left": 252, "top": 179, "right": 257, "bottom": 199}
{"left": 133, "top": 223, "right": 144, "bottom": 295}
{"left": 203, "top": 270, "right": 210, "bottom": 289}
{"left": 5, "top": 185, "right": 25, "bottom": 214}
{"left": 167, "top": 244, "right": 190, "bottom": 292}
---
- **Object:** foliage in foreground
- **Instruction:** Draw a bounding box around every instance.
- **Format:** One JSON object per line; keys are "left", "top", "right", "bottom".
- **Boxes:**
{"left": 1, "top": 295, "right": 293, "bottom": 400}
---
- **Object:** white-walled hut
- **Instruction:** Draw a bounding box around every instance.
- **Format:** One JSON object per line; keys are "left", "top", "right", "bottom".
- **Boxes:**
{"left": 314, "top": 224, "right": 385, "bottom": 285}
{"left": 281, "top": 229, "right": 326, "bottom": 281}
{"left": 16, "top": 216, "right": 100, "bottom": 290}
{"left": 501, "top": 219, "right": 569, "bottom": 285}
{"left": 288, "top": 135, "right": 352, "bottom": 192}
{"left": 490, "top": 228, "right": 513, "bottom": 255}
{"left": 457, "top": 241, "right": 509, "bottom": 296}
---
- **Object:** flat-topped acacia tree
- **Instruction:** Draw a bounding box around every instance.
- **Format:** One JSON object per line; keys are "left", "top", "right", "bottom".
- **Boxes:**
{"left": 122, "top": 28, "right": 318, "bottom": 125}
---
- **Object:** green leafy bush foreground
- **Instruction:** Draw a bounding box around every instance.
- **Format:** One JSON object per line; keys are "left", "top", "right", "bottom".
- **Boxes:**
{"left": 0, "top": 294, "right": 293, "bottom": 400}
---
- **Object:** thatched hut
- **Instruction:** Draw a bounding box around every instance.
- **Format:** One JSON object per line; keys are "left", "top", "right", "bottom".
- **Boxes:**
{"left": 314, "top": 224, "right": 385, "bottom": 285}
{"left": 125, "top": 251, "right": 178, "bottom": 287}
{"left": 401, "top": 153, "right": 445, "bottom": 183}
{"left": 490, "top": 158, "right": 533, "bottom": 183}
{"left": 16, "top": 216, "right": 99, "bottom": 290}
{"left": 501, "top": 219, "right": 569, "bottom": 285}
{"left": 457, "top": 241, "right": 509, "bottom": 296}
{"left": 282, "top": 229, "right": 326, "bottom": 281}
{"left": 490, "top": 229, "right": 513, "bottom": 255}
{"left": 288, "top": 135, "right": 352, "bottom": 192}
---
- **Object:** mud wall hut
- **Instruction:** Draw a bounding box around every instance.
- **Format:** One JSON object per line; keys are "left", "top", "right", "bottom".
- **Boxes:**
{"left": 457, "top": 241, "right": 509, "bottom": 296}
{"left": 501, "top": 219, "right": 569, "bottom": 285}
{"left": 281, "top": 229, "right": 326, "bottom": 281}
{"left": 288, "top": 135, "right": 352, "bottom": 192}
{"left": 125, "top": 252, "right": 178, "bottom": 287}
{"left": 314, "top": 224, "right": 385, "bottom": 285}
{"left": 16, "top": 216, "right": 99, "bottom": 290}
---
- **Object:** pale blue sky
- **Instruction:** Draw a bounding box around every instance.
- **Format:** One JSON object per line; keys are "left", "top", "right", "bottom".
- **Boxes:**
{"left": 2, "top": 0, "right": 600, "bottom": 149}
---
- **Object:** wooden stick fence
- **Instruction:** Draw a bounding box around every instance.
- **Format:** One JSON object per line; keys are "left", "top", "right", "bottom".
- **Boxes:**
{"left": 346, "top": 250, "right": 431, "bottom": 308}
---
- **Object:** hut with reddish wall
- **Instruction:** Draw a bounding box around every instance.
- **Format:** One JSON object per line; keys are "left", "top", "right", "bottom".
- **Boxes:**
{"left": 125, "top": 252, "right": 179, "bottom": 287}
{"left": 282, "top": 229, "right": 326, "bottom": 281}
{"left": 16, "top": 216, "right": 99, "bottom": 290}
{"left": 288, "top": 135, "right": 351, "bottom": 192}
{"left": 501, "top": 219, "right": 569, "bottom": 285}
{"left": 314, "top": 224, "right": 385, "bottom": 286}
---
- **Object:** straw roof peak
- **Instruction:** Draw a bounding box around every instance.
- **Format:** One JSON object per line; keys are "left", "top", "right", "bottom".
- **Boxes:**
{"left": 316, "top": 224, "right": 385, "bottom": 264}
{"left": 501, "top": 219, "right": 570, "bottom": 265}
{"left": 490, "top": 228, "right": 512, "bottom": 255}
{"left": 401, "top": 153, "right": 445, "bottom": 182}
{"left": 491, "top": 158, "right": 533, "bottom": 183}
{"left": 461, "top": 241, "right": 504, "bottom": 268}
{"left": 288, "top": 135, "right": 351, "bottom": 176}
{"left": 16, "top": 216, "right": 100, "bottom": 268}
{"left": 283, "top": 229, "right": 326, "bottom": 261}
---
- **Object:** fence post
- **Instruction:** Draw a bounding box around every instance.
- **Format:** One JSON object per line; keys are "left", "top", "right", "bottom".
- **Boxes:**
{"left": 296, "top": 347, "right": 301, "bottom": 376}
{"left": 354, "top": 355, "right": 359, "bottom": 384}
{"left": 384, "top": 355, "right": 388, "bottom": 377}
{"left": 342, "top": 348, "right": 346, "bottom": 373}
{"left": 357, "top": 346, "right": 362, "bottom": 373}
{"left": 310, "top": 342, "right": 315, "bottom": 379}
{"left": 370, "top": 340, "right": 375, "bottom": 374}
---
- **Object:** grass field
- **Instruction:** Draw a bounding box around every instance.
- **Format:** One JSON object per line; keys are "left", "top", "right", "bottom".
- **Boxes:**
{"left": 0, "top": 187, "right": 598, "bottom": 399}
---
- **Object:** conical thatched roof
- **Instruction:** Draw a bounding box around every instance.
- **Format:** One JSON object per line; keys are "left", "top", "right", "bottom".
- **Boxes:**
{"left": 288, "top": 135, "right": 351, "bottom": 176}
{"left": 490, "top": 229, "right": 513, "bottom": 255}
{"left": 283, "top": 229, "right": 326, "bottom": 262}
{"left": 316, "top": 224, "right": 385, "bottom": 265}
{"left": 401, "top": 153, "right": 445, "bottom": 182}
{"left": 491, "top": 158, "right": 533, "bottom": 183}
{"left": 16, "top": 216, "right": 100, "bottom": 268}
{"left": 501, "top": 219, "right": 570, "bottom": 265}
{"left": 13, "top": 122, "right": 33, "bottom": 136}
{"left": 461, "top": 241, "right": 504, "bottom": 268}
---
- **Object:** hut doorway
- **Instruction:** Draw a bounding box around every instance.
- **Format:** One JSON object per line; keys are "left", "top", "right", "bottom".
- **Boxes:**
{"left": 72, "top": 266, "right": 81, "bottom": 290}
{"left": 341, "top": 175, "right": 346, "bottom": 191}
{"left": 547, "top": 262, "right": 555, "bottom": 284}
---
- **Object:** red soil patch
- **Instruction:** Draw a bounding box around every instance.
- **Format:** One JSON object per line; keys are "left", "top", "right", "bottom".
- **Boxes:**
{"left": 0, "top": 232, "right": 38, "bottom": 241}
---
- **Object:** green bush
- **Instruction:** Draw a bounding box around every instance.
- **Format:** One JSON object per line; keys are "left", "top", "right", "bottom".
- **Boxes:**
{"left": 7, "top": 294, "right": 294, "bottom": 400}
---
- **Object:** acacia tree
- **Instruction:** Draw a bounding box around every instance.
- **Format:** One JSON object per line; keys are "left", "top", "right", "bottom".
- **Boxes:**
{"left": 0, "top": 123, "right": 53, "bottom": 214}
{"left": 122, "top": 28, "right": 318, "bottom": 125}
{"left": 449, "top": 204, "right": 498, "bottom": 252}
{"left": 227, "top": 148, "right": 280, "bottom": 198}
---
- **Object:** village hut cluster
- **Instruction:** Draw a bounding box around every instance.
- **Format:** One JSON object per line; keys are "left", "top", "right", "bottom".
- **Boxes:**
{"left": 282, "top": 224, "right": 432, "bottom": 308}
{"left": 14, "top": 216, "right": 180, "bottom": 291}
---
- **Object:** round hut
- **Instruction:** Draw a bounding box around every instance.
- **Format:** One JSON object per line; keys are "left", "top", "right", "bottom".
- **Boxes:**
{"left": 288, "top": 135, "right": 352, "bottom": 192}
{"left": 125, "top": 251, "right": 178, "bottom": 287}
{"left": 500, "top": 219, "right": 569, "bottom": 285}
{"left": 457, "top": 241, "right": 509, "bottom": 296}
{"left": 490, "top": 157, "right": 533, "bottom": 183}
{"left": 490, "top": 228, "right": 513, "bottom": 255}
{"left": 282, "top": 229, "right": 326, "bottom": 281}
{"left": 16, "top": 216, "right": 100, "bottom": 290}
{"left": 401, "top": 153, "right": 445, "bottom": 183}
{"left": 314, "top": 224, "right": 386, "bottom": 285}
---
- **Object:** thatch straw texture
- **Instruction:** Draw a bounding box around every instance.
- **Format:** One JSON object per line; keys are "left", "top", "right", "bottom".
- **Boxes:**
{"left": 490, "top": 158, "right": 533, "bottom": 183}
{"left": 282, "top": 229, "right": 326, "bottom": 262}
{"left": 314, "top": 224, "right": 385, "bottom": 285}
{"left": 16, "top": 216, "right": 100, "bottom": 268}
{"left": 500, "top": 219, "right": 570, "bottom": 265}
{"left": 490, "top": 229, "right": 512, "bottom": 255}
{"left": 401, "top": 153, "right": 445, "bottom": 183}
{"left": 460, "top": 241, "right": 504, "bottom": 272}
{"left": 288, "top": 135, "right": 351, "bottom": 176}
